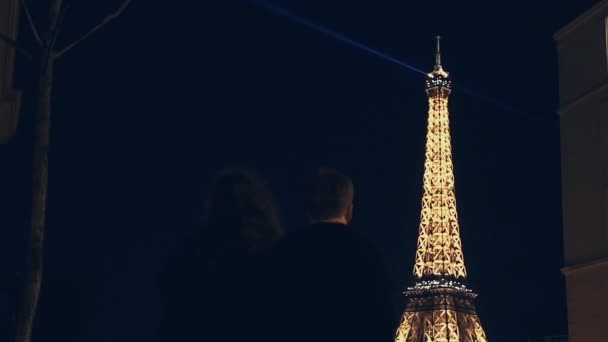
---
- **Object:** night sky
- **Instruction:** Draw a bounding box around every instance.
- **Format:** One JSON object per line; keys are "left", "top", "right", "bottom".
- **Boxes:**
{"left": 0, "top": 0, "right": 601, "bottom": 341}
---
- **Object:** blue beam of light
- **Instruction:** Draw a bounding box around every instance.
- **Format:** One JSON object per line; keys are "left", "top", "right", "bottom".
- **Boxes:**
{"left": 246, "top": 0, "right": 550, "bottom": 123}
{"left": 247, "top": 0, "right": 427, "bottom": 76}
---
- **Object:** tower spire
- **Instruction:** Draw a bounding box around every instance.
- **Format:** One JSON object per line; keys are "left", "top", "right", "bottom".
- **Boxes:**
{"left": 428, "top": 35, "right": 448, "bottom": 78}
{"left": 435, "top": 35, "right": 441, "bottom": 69}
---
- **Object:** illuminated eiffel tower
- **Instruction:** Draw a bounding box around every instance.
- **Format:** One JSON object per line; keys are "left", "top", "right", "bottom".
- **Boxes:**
{"left": 395, "top": 37, "right": 488, "bottom": 342}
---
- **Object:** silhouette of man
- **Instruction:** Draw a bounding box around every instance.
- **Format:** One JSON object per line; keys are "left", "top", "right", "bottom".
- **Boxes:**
{"left": 267, "top": 168, "right": 398, "bottom": 342}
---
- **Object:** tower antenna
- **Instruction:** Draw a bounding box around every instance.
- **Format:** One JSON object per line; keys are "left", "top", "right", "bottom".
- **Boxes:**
{"left": 435, "top": 35, "right": 442, "bottom": 69}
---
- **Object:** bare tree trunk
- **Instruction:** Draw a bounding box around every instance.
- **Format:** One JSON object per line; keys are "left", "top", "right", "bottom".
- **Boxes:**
{"left": 6, "top": 1, "right": 130, "bottom": 340}
{"left": 14, "top": 53, "right": 54, "bottom": 342}
{"left": 14, "top": 2, "right": 60, "bottom": 341}
{"left": 14, "top": 52, "right": 53, "bottom": 342}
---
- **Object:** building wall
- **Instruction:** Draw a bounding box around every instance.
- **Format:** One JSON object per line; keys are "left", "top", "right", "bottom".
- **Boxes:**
{"left": 563, "top": 261, "right": 608, "bottom": 342}
{"left": 0, "top": 0, "right": 21, "bottom": 143}
{"left": 560, "top": 99, "right": 608, "bottom": 263}
{"left": 556, "top": 20, "right": 607, "bottom": 105}
{"left": 555, "top": 1, "right": 608, "bottom": 342}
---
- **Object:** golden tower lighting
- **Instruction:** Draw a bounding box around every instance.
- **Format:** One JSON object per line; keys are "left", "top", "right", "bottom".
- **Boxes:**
{"left": 395, "top": 36, "right": 488, "bottom": 342}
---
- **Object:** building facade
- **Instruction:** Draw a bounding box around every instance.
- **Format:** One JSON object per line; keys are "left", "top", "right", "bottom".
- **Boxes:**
{"left": 0, "top": 0, "right": 21, "bottom": 143}
{"left": 554, "top": 1, "right": 608, "bottom": 341}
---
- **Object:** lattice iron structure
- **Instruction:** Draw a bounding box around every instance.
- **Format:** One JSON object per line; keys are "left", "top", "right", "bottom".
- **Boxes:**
{"left": 395, "top": 37, "right": 488, "bottom": 342}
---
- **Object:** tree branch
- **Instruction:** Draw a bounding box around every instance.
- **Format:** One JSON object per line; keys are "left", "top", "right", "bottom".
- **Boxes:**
{"left": 0, "top": 32, "right": 32, "bottom": 60}
{"left": 50, "top": 4, "right": 69, "bottom": 50}
{"left": 21, "top": 0, "right": 42, "bottom": 47}
{"left": 54, "top": 0, "right": 132, "bottom": 59}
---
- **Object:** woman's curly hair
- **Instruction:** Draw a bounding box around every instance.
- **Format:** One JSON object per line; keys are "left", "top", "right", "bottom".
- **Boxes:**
{"left": 201, "top": 167, "right": 283, "bottom": 255}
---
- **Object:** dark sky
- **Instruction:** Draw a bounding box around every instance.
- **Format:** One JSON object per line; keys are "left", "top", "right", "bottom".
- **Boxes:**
{"left": 0, "top": 0, "right": 601, "bottom": 341}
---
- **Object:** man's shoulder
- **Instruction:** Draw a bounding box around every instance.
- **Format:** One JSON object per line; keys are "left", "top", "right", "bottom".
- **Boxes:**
{"left": 276, "top": 223, "right": 376, "bottom": 254}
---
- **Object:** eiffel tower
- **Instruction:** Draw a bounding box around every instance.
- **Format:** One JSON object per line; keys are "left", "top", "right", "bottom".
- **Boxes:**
{"left": 395, "top": 37, "right": 488, "bottom": 342}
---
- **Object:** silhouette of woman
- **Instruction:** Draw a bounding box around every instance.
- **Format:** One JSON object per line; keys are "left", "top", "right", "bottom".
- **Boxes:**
{"left": 155, "top": 168, "right": 283, "bottom": 342}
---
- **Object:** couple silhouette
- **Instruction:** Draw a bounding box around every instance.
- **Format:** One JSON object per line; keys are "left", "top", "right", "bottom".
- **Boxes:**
{"left": 154, "top": 167, "right": 398, "bottom": 342}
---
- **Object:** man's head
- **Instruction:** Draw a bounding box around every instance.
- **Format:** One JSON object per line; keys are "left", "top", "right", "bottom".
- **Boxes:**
{"left": 305, "top": 168, "right": 354, "bottom": 224}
